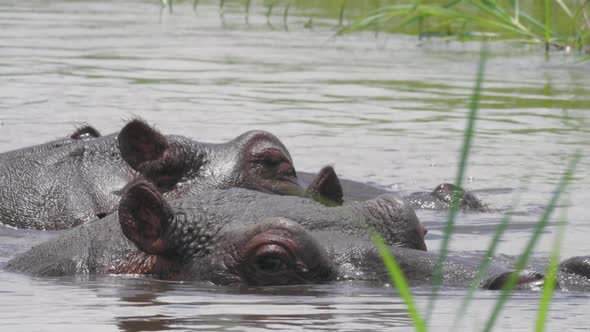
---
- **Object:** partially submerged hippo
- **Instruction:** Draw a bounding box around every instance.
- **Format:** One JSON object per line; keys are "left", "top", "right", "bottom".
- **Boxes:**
{"left": 5, "top": 179, "right": 425, "bottom": 282}
{"left": 298, "top": 170, "right": 487, "bottom": 211}
{"left": 8, "top": 180, "right": 587, "bottom": 290}
{"left": 0, "top": 120, "right": 307, "bottom": 230}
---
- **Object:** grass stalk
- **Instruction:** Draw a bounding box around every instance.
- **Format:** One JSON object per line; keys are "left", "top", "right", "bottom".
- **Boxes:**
{"left": 556, "top": 0, "right": 574, "bottom": 17}
{"left": 512, "top": 0, "right": 520, "bottom": 23}
{"left": 482, "top": 152, "right": 581, "bottom": 332}
{"left": 545, "top": 0, "right": 551, "bottom": 52}
{"left": 339, "top": 0, "right": 346, "bottom": 26}
{"left": 372, "top": 234, "right": 427, "bottom": 332}
{"left": 535, "top": 198, "right": 569, "bottom": 332}
{"left": 266, "top": 0, "right": 276, "bottom": 25}
{"left": 283, "top": 1, "right": 291, "bottom": 31}
{"left": 245, "top": 0, "right": 251, "bottom": 24}
{"left": 425, "top": 42, "right": 487, "bottom": 322}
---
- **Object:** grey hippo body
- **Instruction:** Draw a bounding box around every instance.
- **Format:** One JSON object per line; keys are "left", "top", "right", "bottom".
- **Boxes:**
{"left": 0, "top": 125, "right": 101, "bottom": 161}
{"left": 298, "top": 171, "right": 487, "bottom": 211}
{"left": 8, "top": 180, "right": 588, "bottom": 290}
{"left": 5, "top": 180, "right": 426, "bottom": 282}
{"left": 0, "top": 120, "right": 304, "bottom": 230}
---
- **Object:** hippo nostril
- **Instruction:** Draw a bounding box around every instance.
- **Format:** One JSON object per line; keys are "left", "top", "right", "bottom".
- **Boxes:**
{"left": 424, "top": 228, "right": 428, "bottom": 236}
{"left": 96, "top": 213, "right": 107, "bottom": 219}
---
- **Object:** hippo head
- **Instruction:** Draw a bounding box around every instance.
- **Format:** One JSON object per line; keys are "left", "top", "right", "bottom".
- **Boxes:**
{"left": 118, "top": 181, "right": 333, "bottom": 284}
{"left": 431, "top": 183, "right": 487, "bottom": 211}
{"left": 233, "top": 130, "right": 301, "bottom": 196}
{"left": 117, "top": 120, "right": 303, "bottom": 199}
{"left": 117, "top": 180, "right": 427, "bottom": 285}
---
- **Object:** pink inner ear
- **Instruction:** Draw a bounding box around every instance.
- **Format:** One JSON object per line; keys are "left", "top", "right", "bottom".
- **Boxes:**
{"left": 119, "top": 181, "right": 168, "bottom": 255}
{"left": 136, "top": 201, "right": 162, "bottom": 242}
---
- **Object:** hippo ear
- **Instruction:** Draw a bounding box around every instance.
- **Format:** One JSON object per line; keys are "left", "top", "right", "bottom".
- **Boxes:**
{"left": 431, "top": 183, "right": 462, "bottom": 204}
{"left": 118, "top": 119, "right": 169, "bottom": 169}
{"left": 118, "top": 180, "right": 174, "bottom": 255}
{"left": 305, "top": 166, "right": 343, "bottom": 206}
{"left": 118, "top": 120, "right": 185, "bottom": 189}
{"left": 70, "top": 125, "right": 101, "bottom": 140}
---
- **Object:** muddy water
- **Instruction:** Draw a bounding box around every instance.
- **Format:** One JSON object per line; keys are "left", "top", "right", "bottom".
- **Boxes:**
{"left": 1, "top": 0, "right": 589, "bottom": 331}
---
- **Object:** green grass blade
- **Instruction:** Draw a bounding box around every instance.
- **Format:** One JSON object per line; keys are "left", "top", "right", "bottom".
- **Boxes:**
{"left": 283, "top": 1, "right": 291, "bottom": 31}
{"left": 338, "top": 0, "right": 346, "bottom": 26}
{"left": 467, "top": 0, "right": 534, "bottom": 35}
{"left": 545, "top": 0, "right": 551, "bottom": 52}
{"left": 245, "top": 0, "right": 251, "bottom": 24}
{"left": 518, "top": 12, "right": 552, "bottom": 36}
{"left": 384, "top": 13, "right": 424, "bottom": 34}
{"left": 344, "top": 4, "right": 538, "bottom": 39}
{"left": 555, "top": 0, "right": 574, "bottom": 17}
{"left": 535, "top": 199, "right": 569, "bottom": 332}
{"left": 425, "top": 42, "right": 487, "bottom": 321}
{"left": 444, "top": 0, "right": 465, "bottom": 8}
{"left": 265, "top": 0, "right": 276, "bottom": 25}
{"left": 512, "top": 0, "right": 520, "bottom": 23}
{"left": 451, "top": 177, "right": 530, "bottom": 328}
{"left": 372, "top": 234, "right": 427, "bottom": 332}
{"left": 482, "top": 153, "right": 581, "bottom": 332}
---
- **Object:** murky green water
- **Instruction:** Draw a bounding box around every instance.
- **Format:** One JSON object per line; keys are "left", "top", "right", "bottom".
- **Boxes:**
{"left": 0, "top": 0, "right": 589, "bottom": 331}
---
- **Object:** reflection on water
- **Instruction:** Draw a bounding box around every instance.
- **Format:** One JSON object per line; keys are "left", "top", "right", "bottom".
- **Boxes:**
{"left": 0, "top": 0, "right": 589, "bottom": 330}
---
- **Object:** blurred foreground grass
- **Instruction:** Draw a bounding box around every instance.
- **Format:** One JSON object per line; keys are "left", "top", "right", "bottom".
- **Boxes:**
{"left": 373, "top": 43, "right": 582, "bottom": 331}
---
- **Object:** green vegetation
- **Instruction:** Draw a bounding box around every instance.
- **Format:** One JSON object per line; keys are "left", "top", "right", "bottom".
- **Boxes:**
{"left": 373, "top": 234, "right": 427, "bottom": 332}
{"left": 164, "top": 0, "right": 590, "bottom": 53}
{"left": 340, "top": 1, "right": 590, "bottom": 52}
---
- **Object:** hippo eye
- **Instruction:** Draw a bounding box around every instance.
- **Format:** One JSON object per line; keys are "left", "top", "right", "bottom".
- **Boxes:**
{"left": 256, "top": 254, "right": 287, "bottom": 273}
{"left": 256, "top": 149, "right": 287, "bottom": 166}
{"left": 253, "top": 244, "right": 292, "bottom": 274}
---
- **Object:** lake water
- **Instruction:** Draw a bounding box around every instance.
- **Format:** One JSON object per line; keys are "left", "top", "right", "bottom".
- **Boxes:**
{"left": 0, "top": 0, "right": 589, "bottom": 331}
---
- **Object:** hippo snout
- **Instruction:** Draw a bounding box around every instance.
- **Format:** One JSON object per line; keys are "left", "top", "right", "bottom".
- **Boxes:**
{"left": 482, "top": 270, "right": 545, "bottom": 290}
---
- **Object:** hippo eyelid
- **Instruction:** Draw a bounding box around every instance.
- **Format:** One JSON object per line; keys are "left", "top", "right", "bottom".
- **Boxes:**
{"left": 253, "top": 148, "right": 290, "bottom": 164}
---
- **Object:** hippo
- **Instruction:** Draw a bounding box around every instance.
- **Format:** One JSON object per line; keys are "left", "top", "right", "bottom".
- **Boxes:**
{"left": 8, "top": 179, "right": 587, "bottom": 290}
{"left": 0, "top": 120, "right": 311, "bottom": 230}
{"left": 5, "top": 179, "right": 425, "bottom": 279}
{"left": 298, "top": 171, "right": 487, "bottom": 211}
{"left": 0, "top": 125, "right": 101, "bottom": 160}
